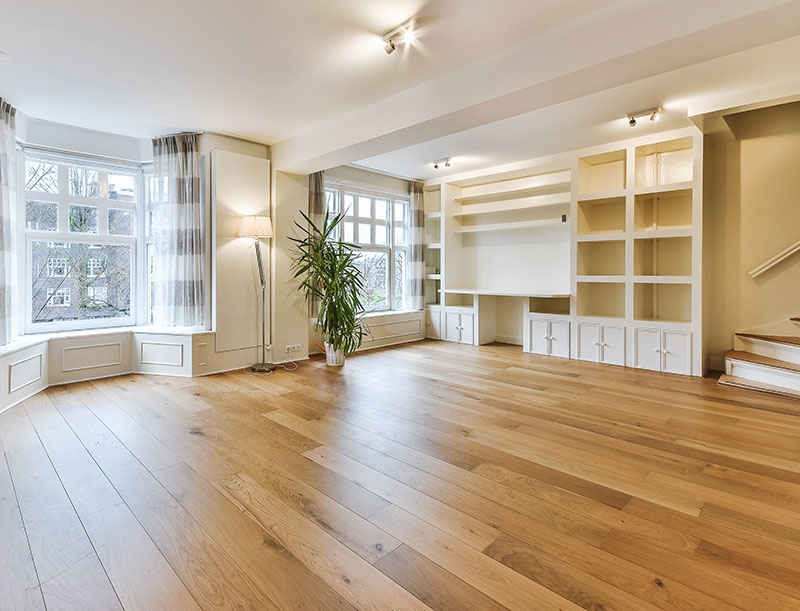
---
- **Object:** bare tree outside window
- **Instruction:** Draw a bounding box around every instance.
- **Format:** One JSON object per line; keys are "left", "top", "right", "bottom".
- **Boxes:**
{"left": 26, "top": 161, "right": 59, "bottom": 193}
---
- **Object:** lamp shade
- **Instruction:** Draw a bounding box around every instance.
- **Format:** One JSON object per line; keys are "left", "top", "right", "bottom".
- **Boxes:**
{"left": 238, "top": 215, "right": 273, "bottom": 238}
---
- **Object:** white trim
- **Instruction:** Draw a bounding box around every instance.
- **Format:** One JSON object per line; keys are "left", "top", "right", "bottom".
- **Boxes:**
{"left": 8, "top": 353, "right": 43, "bottom": 393}
{"left": 61, "top": 342, "right": 123, "bottom": 372}
{"left": 139, "top": 341, "right": 184, "bottom": 367}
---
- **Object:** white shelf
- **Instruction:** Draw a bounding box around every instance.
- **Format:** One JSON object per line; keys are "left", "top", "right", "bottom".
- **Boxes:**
{"left": 576, "top": 233, "right": 626, "bottom": 242}
{"left": 632, "top": 229, "right": 692, "bottom": 239}
{"left": 453, "top": 181, "right": 570, "bottom": 205}
{"left": 576, "top": 275, "right": 625, "bottom": 283}
{"left": 425, "top": 212, "right": 442, "bottom": 220}
{"left": 453, "top": 192, "right": 570, "bottom": 217}
{"left": 633, "top": 275, "right": 691, "bottom": 283}
{"left": 425, "top": 243, "right": 442, "bottom": 249}
{"left": 455, "top": 217, "right": 567, "bottom": 234}
{"left": 632, "top": 181, "right": 694, "bottom": 196}
{"left": 444, "top": 289, "right": 571, "bottom": 298}
{"left": 426, "top": 274, "right": 442, "bottom": 281}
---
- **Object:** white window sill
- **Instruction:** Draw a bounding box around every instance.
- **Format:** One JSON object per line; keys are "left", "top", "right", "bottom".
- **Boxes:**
{"left": 362, "top": 309, "right": 423, "bottom": 319}
{"left": 0, "top": 325, "right": 208, "bottom": 358}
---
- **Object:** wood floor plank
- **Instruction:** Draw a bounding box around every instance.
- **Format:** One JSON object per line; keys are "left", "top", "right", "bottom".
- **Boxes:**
{"left": 3, "top": 341, "right": 800, "bottom": 609}
{"left": 0, "top": 434, "right": 45, "bottom": 611}
{"left": 0, "top": 402, "right": 122, "bottom": 610}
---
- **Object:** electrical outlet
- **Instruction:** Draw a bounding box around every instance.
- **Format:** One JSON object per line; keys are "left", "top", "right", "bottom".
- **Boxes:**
{"left": 285, "top": 344, "right": 301, "bottom": 353}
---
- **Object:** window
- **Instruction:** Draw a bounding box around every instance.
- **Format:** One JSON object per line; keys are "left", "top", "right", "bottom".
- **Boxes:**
{"left": 24, "top": 156, "right": 139, "bottom": 331}
{"left": 46, "top": 288, "right": 71, "bottom": 307}
{"left": 325, "top": 183, "right": 410, "bottom": 312}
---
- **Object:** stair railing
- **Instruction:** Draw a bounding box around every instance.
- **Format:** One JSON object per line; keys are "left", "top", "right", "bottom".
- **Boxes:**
{"left": 748, "top": 239, "right": 800, "bottom": 278}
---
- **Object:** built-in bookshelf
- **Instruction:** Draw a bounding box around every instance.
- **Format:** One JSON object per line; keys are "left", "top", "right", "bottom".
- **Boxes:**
{"left": 421, "top": 126, "right": 702, "bottom": 376}
{"left": 571, "top": 127, "right": 702, "bottom": 375}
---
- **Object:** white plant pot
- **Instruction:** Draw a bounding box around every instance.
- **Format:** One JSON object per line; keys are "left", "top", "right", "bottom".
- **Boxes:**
{"left": 325, "top": 342, "right": 346, "bottom": 366}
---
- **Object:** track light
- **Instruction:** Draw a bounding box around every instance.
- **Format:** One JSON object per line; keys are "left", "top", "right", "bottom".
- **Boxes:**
{"left": 433, "top": 158, "right": 451, "bottom": 170}
{"left": 383, "top": 18, "right": 418, "bottom": 54}
{"left": 626, "top": 107, "right": 661, "bottom": 127}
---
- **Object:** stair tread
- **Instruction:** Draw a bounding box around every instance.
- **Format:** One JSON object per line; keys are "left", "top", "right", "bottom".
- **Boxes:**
{"left": 725, "top": 350, "right": 800, "bottom": 373}
{"left": 718, "top": 374, "right": 800, "bottom": 400}
{"left": 735, "top": 333, "right": 800, "bottom": 347}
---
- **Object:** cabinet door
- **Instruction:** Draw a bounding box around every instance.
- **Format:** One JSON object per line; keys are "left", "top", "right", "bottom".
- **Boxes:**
{"left": 444, "top": 312, "right": 461, "bottom": 343}
{"left": 426, "top": 310, "right": 441, "bottom": 340}
{"left": 549, "top": 321, "right": 570, "bottom": 359}
{"left": 601, "top": 325, "right": 625, "bottom": 366}
{"left": 459, "top": 313, "right": 474, "bottom": 345}
{"left": 530, "top": 319, "right": 549, "bottom": 355}
{"left": 577, "top": 323, "right": 601, "bottom": 362}
{"left": 634, "top": 328, "right": 662, "bottom": 371}
{"left": 663, "top": 330, "right": 691, "bottom": 375}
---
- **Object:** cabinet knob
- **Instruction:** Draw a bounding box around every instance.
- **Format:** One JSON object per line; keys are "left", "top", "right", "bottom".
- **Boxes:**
{"left": 654, "top": 348, "right": 661, "bottom": 352}
{"left": 594, "top": 341, "right": 601, "bottom": 346}
{"left": 663, "top": 350, "right": 670, "bottom": 355}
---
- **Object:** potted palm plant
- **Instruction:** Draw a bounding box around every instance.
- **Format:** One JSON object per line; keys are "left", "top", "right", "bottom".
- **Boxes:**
{"left": 290, "top": 209, "right": 370, "bottom": 366}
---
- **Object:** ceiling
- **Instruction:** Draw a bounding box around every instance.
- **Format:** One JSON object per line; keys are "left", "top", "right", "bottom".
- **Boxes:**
{"left": 3, "top": 0, "right": 800, "bottom": 177}
{"left": 0, "top": 0, "right": 614, "bottom": 142}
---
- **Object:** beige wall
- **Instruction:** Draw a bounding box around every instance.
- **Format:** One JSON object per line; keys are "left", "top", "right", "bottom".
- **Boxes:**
{"left": 704, "top": 102, "right": 800, "bottom": 370}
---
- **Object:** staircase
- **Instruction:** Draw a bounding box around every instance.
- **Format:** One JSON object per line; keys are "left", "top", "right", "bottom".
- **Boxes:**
{"left": 718, "top": 319, "right": 800, "bottom": 400}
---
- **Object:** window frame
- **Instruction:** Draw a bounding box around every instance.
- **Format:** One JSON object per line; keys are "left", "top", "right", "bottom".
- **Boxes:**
{"left": 21, "top": 150, "right": 143, "bottom": 333}
{"left": 324, "top": 181, "right": 411, "bottom": 314}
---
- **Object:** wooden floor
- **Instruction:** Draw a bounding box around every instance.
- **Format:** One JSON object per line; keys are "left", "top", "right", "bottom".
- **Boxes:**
{"left": 3, "top": 341, "right": 800, "bottom": 610}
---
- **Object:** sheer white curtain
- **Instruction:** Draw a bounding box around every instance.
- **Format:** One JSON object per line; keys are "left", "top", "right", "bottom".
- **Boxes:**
{"left": 151, "top": 134, "right": 204, "bottom": 326}
{"left": 0, "top": 99, "right": 16, "bottom": 345}
{"left": 408, "top": 180, "right": 425, "bottom": 310}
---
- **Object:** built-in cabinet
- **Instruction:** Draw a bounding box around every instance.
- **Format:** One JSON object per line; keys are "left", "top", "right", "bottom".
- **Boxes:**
{"left": 575, "top": 322, "right": 625, "bottom": 366}
{"left": 527, "top": 317, "right": 570, "bottom": 358}
{"left": 633, "top": 328, "right": 691, "bottom": 375}
{"left": 422, "top": 126, "right": 703, "bottom": 376}
{"left": 444, "top": 310, "right": 475, "bottom": 344}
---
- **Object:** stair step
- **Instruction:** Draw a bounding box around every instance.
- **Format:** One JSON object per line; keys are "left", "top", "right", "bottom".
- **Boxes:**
{"left": 725, "top": 350, "right": 800, "bottom": 373}
{"left": 718, "top": 374, "right": 800, "bottom": 400}
{"left": 735, "top": 333, "right": 800, "bottom": 348}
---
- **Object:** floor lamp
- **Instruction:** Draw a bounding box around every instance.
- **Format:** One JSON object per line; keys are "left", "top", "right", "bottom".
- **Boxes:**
{"left": 239, "top": 215, "right": 277, "bottom": 374}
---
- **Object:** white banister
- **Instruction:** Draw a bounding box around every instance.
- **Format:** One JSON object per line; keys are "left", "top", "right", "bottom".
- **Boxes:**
{"left": 748, "top": 239, "right": 800, "bottom": 278}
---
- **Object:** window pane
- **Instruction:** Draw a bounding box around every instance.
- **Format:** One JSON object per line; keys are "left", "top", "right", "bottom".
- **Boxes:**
{"left": 25, "top": 201, "right": 58, "bottom": 231}
{"left": 358, "top": 223, "right": 371, "bottom": 244}
{"left": 31, "top": 241, "right": 131, "bottom": 323}
{"left": 108, "top": 174, "right": 136, "bottom": 202}
{"left": 108, "top": 209, "right": 133, "bottom": 236}
{"left": 358, "top": 196, "right": 371, "bottom": 218}
{"left": 394, "top": 200, "right": 408, "bottom": 222}
{"left": 69, "top": 168, "right": 99, "bottom": 198}
{"left": 374, "top": 199, "right": 388, "bottom": 220}
{"left": 343, "top": 194, "right": 355, "bottom": 216}
{"left": 356, "top": 251, "right": 389, "bottom": 310}
{"left": 374, "top": 224, "right": 388, "bottom": 245}
{"left": 395, "top": 250, "right": 406, "bottom": 310}
{"left": 343, "top": 221, "right": 354, "bottom": 243}
{"left": 394, "top": 226, "right": 407, "bottom": 246}
{"left": 26, "top": 161, "right": 59, "bottom": 193}
{"left": 70, "top": 205, "right": 98, "bottom": 233}
{"left": 324, "top": 189, "right": 339, "bottom": 214}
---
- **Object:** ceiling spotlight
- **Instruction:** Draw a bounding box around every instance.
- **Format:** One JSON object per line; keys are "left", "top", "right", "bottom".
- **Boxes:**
{"left": 626, "top": 107, "right": 661, "bottom": 127}
{"left": 383, "top": 18, "right": 418, "bottom": 55}
{"left": 433, "top": 158, "right": 451, "bottom": 170}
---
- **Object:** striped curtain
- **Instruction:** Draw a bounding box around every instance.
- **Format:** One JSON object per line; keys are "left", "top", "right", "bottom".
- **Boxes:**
{"left": 308, "top": 171, "right": 325, "bottom": 317}
{"left": 409, "top": 181, "right": 425, "bottom": 310}
{"left": 0, "top": 99, "right": 16, "bottom": 345}
{"left": 151, "top": 134, "right": 204, "bottom": 326}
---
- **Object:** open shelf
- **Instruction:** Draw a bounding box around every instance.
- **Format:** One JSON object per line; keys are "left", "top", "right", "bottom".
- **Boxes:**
{"left": 455, "top": 216, "right": 567, "bottom": 233}
{"left": 454, "top": 170, "right": 570, "bottom": 203}
{"left": 577, "top": 197, "right": 626, "bottom": 235}
{"left": 424, "top": 278, "right": 441, "bottom": 306}
{"left": 634, "top": 137, "right": 693, "bottom": 188}
{"left": 444, "top": 293, "right": 475, "bottom": 308}
{"left": 425, "top": 212, "right": 442, "bottom": 220}
{"left": 634, "top": 282, "right": 691, "bottom": 323}
{"left": 425, "top": 215, "right": 441, "bottom": 244}
{"left": 576, "top": 282, "right": 625, "bottom": 318}
{"left": 578, "top": 150, "right": 626, "bottom": 195}
{"left": 529, "top": 296, "right": 570, "bottom": 315}
{"left": 453, "top": 192, "right": 569, "bottom": 217}
{"left": 577, "top": 240, "right": 625, "bottom": 276}
{"left": 423, "top": 187, "right": 441, "bottom": 216}
{"left": 634, "top": 237, "right": 691, "bottom": 276}
{"left": 634, "top": 189, "right": 692, "bottom": 232}
{"left": 425, "top": 242, "right": 442, "bottom": 249}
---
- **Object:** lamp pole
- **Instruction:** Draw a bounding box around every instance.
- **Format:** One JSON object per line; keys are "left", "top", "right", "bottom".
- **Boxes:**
{"left": 246, "top": 236, "right": 277, "bottom": 374}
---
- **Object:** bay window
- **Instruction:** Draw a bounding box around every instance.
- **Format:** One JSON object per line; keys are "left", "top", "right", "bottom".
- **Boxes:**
{"left": 325, "top": 183, "right": 410, "bottom": 312}
{"left": 23, "top": 154, "right": 141, "bottom": 331}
